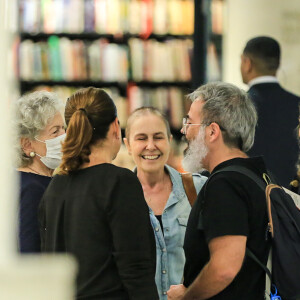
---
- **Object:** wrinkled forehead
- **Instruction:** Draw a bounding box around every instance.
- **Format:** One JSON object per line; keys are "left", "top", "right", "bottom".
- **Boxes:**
{"left": 129, "top": 113, "right": 168, "bottom": 136}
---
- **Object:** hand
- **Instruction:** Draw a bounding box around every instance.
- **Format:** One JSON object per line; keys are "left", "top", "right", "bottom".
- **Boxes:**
{"left": 167, "top": 284, "right": 186, "bottom": 300}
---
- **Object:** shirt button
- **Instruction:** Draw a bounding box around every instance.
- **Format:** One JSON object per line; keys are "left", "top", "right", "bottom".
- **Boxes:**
{"left": 163, "top": 291, "right": 167, "bottom": 295}
{"left": 155, "top": 227, "right": 159, "bottom": 232}
{"left": 162, "top": 270, "right": 167, "bottom": 274}
{"left": 162, "top": 248, "right": 166, "bottom": 252}
{"left": 165, "top": 228, "right": 169, "bottom": 231}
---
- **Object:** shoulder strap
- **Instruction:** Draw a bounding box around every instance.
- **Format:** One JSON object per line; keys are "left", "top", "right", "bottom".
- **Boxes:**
{"left": 210, "top": 165, "right": 268, "bottom": 191}
{"left": 181, "top": 173, "right": 197, "bottom": 206}
{"left": 246, "top": 248, "right": 272, "bottom": 281}
{"left": 206, "top": 165, "right": 273, "bottom": 282}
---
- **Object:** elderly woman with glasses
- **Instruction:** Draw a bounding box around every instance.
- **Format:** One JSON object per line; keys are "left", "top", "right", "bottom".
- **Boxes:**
{"left": 14, "top": 91, "right": 65, "bottom": 253}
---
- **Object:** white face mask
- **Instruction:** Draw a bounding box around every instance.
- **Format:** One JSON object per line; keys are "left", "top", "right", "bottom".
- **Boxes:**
{"left": 35, "top": 133, "right": 66, "bottom": 169}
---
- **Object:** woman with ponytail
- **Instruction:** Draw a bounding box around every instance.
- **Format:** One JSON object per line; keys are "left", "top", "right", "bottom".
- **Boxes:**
{"left": 39, "top": 87, "right": 158, "bottom": 300}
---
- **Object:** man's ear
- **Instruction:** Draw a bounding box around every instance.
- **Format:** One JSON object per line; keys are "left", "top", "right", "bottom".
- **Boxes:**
{"left": 207, "top": 123, "right": 222, "bottom": 143}
{"left": 243, "top": 55, "right": 253, "bottom": 73}
{"left": 123, "top": 137, "right": 131, "bottom": 155}
{"left": 20, "top": 137, "right": 33, "bottom": 156}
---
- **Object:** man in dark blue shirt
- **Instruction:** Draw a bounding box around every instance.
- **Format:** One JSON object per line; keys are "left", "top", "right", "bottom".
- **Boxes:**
{"left": 240, "top": 36, "right": 300, "bottom": 188}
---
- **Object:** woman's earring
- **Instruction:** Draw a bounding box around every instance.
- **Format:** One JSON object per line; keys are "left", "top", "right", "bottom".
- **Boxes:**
{"left": 29, "top": 151, "right": 36, "bottom": 157}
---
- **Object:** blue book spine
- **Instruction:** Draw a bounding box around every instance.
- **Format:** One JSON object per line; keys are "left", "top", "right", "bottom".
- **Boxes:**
{"left": 84, "top": 0, "right": 95, "bottom": 32}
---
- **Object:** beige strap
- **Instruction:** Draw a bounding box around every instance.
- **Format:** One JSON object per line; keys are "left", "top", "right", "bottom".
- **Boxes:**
{"left": 181, "top": 173, "right": 197, "bottom": 206}
{"left": 264, "top": 184, "right": 278, "bottom": 299}
{"left": 265, "top": 184, "right": 279, "bottom": 238}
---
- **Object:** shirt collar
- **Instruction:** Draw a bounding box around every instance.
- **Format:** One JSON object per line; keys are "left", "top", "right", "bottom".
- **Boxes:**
{"left": 248, "top": 76, "right": 279, "bottom": 88}
{"left": 211, "top": 156, "right": 267, "bottom": 175}
{"left": 133, "top": 164, "right": 185, "bottom": 208}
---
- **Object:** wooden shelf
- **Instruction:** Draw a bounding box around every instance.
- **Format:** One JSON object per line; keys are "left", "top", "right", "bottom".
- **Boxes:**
{"left": 20, "top": 32, "right": 193, "bottom": 42}
{"left": 129, "top": 81, "right": 192, "bottom": 87}
{"left": 19, "top": 80, "right": 127, "bottom": 95}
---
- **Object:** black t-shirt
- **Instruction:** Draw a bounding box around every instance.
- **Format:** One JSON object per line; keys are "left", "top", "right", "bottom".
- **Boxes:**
{"left": 39, "top": 164, "right": 158, "bottom": 300}
{"left": 183, "top": 157, "right": 270, "bottom": 300}
{"left": 155, "top": 215, "right": 164, "bottom": 235}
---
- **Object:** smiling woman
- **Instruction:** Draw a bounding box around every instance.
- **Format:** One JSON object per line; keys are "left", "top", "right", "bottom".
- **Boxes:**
{"left": 124, "top": 107, "right": 207, "bottom": 300}
{"left": 13, "top": 91, "right": 65, "bottom": 253}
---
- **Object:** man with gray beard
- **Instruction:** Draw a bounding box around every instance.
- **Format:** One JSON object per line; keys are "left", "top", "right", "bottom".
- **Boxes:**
{"left": 167, "top": 82, "right": 270, "bottom": 300}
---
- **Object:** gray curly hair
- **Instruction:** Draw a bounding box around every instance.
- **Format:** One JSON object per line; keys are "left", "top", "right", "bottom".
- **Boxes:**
{"left": 13, "top": 91, "right": 64, "bottom": 167}
{"left": 187, "top": 82, "right": 257, "bottom": 152}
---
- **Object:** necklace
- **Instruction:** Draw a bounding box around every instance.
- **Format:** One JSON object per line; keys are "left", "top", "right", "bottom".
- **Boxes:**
{"left": 27, "top": 166, "right": 42, "bottom": 175}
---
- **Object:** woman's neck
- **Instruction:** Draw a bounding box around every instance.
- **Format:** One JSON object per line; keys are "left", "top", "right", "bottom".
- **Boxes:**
{"left": 137, "top": 167, "right": 173, "bottom": 214}
{"left": 81, "top": 146, "right": 113, "bottom": 169}
{"left": 19, "top": 160, "right": 53, "bottom": 177}
{"left": 137, "top": 168, "right": 168, "bottom": 188}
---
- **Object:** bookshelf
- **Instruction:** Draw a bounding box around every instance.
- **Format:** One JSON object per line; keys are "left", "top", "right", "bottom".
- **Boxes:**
{"left": 207, "top": 0, "right": 223, "bottom": 82}
{"left": 192, "top": 0, "right": 223, "bottom": 88}
{"left": 17, "top": 0, "right": 223, "bottom": 140}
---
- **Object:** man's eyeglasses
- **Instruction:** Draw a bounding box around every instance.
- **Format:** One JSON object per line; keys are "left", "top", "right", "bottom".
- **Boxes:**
{"left": 182, "top": 117, "right": 203, "bottom": 135}
{"left": 182, "top": 117, "right": 226, "bottom": 135}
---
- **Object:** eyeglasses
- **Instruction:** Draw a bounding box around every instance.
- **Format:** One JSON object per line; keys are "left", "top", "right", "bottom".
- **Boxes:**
{"left": 182, "top": 117, "right": 203, "bottom": 135}
{"left": 182, "top": 118, "right": 226, "bottom": 135}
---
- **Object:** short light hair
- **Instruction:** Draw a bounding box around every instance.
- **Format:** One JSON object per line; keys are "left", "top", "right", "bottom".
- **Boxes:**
{"left": 13, "top": 91, "right": 64, "bottom": 167}
{"left": 187, "top": 82, "right": 257, "bottom": 152}
{"left": 125, "top": 107, "right": 171, "bottom": 141}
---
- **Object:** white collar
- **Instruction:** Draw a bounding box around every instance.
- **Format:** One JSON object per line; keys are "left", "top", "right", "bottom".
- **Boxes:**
{"left": 248, "top": 76, "right": 279, "bottom": 88}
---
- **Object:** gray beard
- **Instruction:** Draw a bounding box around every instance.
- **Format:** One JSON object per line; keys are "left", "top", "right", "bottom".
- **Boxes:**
{"left": 182, "top": 126, "right": 208, "bottom": 173}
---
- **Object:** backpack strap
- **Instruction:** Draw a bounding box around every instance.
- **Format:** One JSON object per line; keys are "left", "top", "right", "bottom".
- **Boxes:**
{"left": 246, "top": 248, "right": 272, "bottom": 280}
{"left": 209, "top": 165, "right": 269, "bottom": 190}
{"left": 181, "top": 173, "right": 197, "bottom": 206}
{"left": 247, "top": 247, "right": 273, "bottom": 299}
{"left": 205, "top": 165, "right": 273, "bottom": 285}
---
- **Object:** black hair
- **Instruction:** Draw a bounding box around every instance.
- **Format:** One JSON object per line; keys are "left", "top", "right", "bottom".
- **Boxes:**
{"left": 243, "top": 36, "right": 280, "bottom": 73}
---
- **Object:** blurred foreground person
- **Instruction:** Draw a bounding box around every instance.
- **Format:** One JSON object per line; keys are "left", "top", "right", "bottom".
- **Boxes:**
{"left": 14, "top": 91, "right": 65, "bottom": 252}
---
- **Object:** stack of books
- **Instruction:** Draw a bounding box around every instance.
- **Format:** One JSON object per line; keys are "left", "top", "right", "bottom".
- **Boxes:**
{"left": 129, "top": 38, "right": 193, "bottom": 82}
{"left": 20, "top": 0, "right": 194, "bottom": 35}
{"left": 128, "top": 85, "right": 185, "bottom": 129}
{"left": 19, "top": 37, "right": 129, "bottom": 82}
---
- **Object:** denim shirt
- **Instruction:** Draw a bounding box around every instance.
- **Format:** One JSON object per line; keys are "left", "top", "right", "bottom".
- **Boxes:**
{"left": 148, "top": 165, "right": 207, "bottom": 300}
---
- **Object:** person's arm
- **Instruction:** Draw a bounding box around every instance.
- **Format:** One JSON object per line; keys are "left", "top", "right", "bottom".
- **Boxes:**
{"left": 106, "top": 170, "right": 158, "bottom": 300}
{"left": 168, "top": 176, "right": 249, "bottom": 300}
{"left": 186, "top": 235, "right": 246, "bottom": 299}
